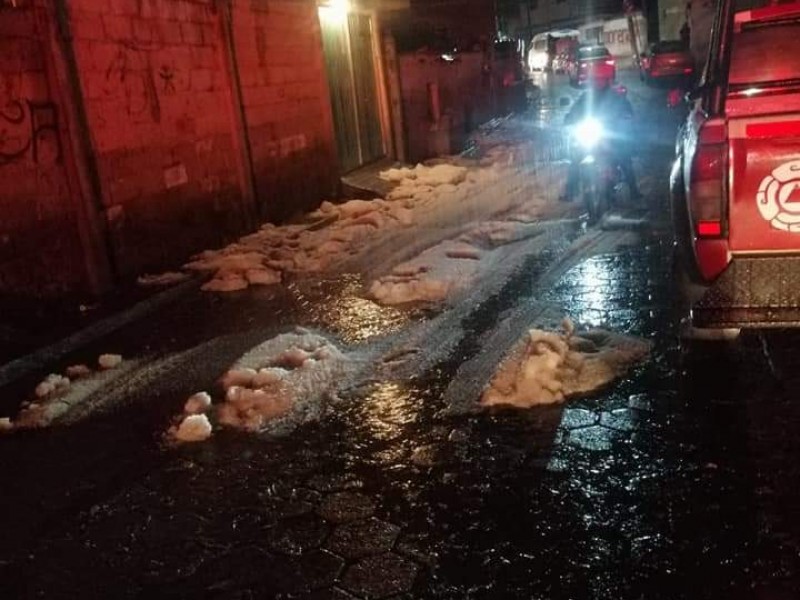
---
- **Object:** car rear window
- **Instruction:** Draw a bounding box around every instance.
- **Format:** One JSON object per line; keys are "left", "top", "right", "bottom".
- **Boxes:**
{"left": 654, "top": 41, "right": 687, "bottom": 54}
{"left": 729, "top": 19, "right": 800, "bottom": 86}
{"left": 578, "top": 46, "right": 610, "bottom": 59}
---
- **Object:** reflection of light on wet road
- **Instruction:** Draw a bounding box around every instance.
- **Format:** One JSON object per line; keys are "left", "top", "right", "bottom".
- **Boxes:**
{"left": 564, "top": 256, "right": 619, "bottom": 328}
{"left": 301, "top": 276, "right": 411, "bottom": 343}
{"left": 546, "top": 407, "right": 622, "bottom": 473}
{"left": 358, "top": 381, "right": 420, "bottom": 443}
{"left": 527, "top": 72, "right": 578, "bottom": 128}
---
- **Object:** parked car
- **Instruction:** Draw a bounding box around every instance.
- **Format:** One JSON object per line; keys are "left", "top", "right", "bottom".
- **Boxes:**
{"left": 672, "top": 0, "right": 800, "bottom": 333}
{"left": 567, "top": 45, "right": 616, "bottom": 87}
{"left": 640, "top": 40, "right": 694, "bottom": 84}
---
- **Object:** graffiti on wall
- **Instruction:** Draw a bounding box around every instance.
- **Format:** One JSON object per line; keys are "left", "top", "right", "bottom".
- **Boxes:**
{"left": 158, "top": 64, "right": 177, "bottom": 94}
{"left": 0, "top": 99, "right": 62, "bottom": 167}
{"left": 105, "top": 43, "right": 162, "bottom": 122}
{"left": 102, "top": 35, "right": 194, "bottom": 123}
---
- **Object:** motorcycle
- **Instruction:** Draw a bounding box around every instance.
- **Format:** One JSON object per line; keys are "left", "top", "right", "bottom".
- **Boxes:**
{"left": 569, "top": 116, "right": 624, "bottom": 224}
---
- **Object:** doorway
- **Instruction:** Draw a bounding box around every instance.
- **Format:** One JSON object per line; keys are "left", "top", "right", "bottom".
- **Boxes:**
{"left": 319, "top": 5, "right": 386, "bottom": 173}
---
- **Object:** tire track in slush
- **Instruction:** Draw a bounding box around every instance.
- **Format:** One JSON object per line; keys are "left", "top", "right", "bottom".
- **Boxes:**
{"left": 383, "top": 224, "right": 633, "bottom": 412}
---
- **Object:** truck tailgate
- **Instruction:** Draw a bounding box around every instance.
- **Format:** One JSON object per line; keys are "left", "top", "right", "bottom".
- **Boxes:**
{"left": 728, "top": 112, "right": 800, "bottom": 253}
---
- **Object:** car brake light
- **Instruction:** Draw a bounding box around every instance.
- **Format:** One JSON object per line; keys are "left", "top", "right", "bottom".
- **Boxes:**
{"left": 690, "top": 120, "right": 728, "bottom": 238}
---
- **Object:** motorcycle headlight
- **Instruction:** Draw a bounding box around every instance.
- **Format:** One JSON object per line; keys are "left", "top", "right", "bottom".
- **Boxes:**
{"left": 573, "top": 118, "right": 603, "bottom": 150}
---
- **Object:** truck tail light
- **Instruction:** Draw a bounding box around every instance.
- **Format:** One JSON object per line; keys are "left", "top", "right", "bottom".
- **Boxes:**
{"left": 690, "top": 120, "right": 728, "bottom": 238}
{"left": 696, "top": 220, "right": 722, "bottom": 236}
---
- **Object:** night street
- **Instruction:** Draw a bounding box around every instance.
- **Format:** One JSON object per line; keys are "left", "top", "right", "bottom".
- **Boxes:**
{"left": 2, "top": 65, "right": 800, "bottom": 600}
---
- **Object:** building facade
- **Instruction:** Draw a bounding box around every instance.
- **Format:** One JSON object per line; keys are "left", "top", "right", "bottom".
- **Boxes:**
{"left": 0, "top": 0, "right": 438, "bottom": 296}
{"left": 0, "top": 0, "right": 502, "bottom": 299}
{"left": 1, "top": 0, "right": 350, "bottom": 297}
{"left": 504, "top": 0, "right": 625, "bottom": 40}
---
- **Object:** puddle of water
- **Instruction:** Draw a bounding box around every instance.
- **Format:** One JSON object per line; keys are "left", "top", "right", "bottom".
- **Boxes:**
{"left": 290, "top": 275, "right": 414, "bottom": 344}
{"left": 353, "top": 381, "right": 421, "bottom": 442}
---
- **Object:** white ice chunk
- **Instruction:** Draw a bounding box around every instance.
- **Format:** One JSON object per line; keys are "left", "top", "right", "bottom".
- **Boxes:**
{"left": 369, "top": 278, "right": 450, "bottom": 305}
{"left": 317, "top": 239, "right": 347, "bottom": 257}
{"left": 216, "top": 332, "right": 350, "bottom": 433}
{"left": 65, "top": 364, "right": 92, "bottom": 379}
{"left": 174, "top": 414, "right": 213, "bottom": 442}
{"left": 379, "top": 166, "right": 418, "bottom": 182}
{"left": 318, "top": 200, "right": 338, "bottom": 214}
{"left": 252, "top": 367, "right": 288, "bottom": 388}
{"left": 245, "top": 268, "right": 281, "bottom": 286}
{"left": 184, "top": 391, "right": 212, "bottom": 415}
{"left": 387, "top": 206, "right": 414, "bottom": 226}
{"left": 35, "top": 374, "right": 70, "bottom": 398}
{"left": 381, "top": 164, "right": 467, "bottom": 187}
{"left": 338, "top": 199, "right": 378, "bottom": 219}
{"left": 292, "top": 253, "right": 326, "bottom": 273}
{"left": 98, "top": 354, "right": 123, "bottom": 370}
{"left": 217, "top": 387, "right": 294, "bottom": 432}
{"left": 329, "top": 224, "right": 374, "bottom": 245}
{"left": 185, "top": 251, "right": 265, "bottom": 273}
{"left": 350, "top": 211, "right": 385, "bottom": 229}
{"left": 201, "top": 273, "right": 248, "bottom": 292}
{"left": 220, "top": 368, "right": 258, "bottom": 390}
{"left": 481, "top": 323, "right": 651, "bottom": 408}
{"left": 387, "top": 185, "right": 416, "bottom": 201}
{"left": 34, "top": 379, "right": 55, "bottom": 399}
{"left": 15, "top": 358, "right": 139, "bottom": 429}
{"left": 274, "top": 348, "right": 310, "bottom": 369}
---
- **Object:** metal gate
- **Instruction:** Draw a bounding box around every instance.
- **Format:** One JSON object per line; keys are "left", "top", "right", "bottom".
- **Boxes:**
{"left": 319, "top": 8, "right": 385, "bottom": 173}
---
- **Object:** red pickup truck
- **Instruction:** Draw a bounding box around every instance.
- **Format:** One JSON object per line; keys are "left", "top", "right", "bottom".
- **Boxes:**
{"left": 672, "top": 0, "right": 800, "bottom": 331}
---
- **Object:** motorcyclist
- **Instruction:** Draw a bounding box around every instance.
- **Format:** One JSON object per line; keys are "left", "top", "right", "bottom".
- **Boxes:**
{"left": 562, "top": 75, "right": 641, "bottom": 202}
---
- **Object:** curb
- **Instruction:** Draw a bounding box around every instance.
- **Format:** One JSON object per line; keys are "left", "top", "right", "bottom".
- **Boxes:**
{"left": 0, "top": 277, "right": 201, "bottom": 389}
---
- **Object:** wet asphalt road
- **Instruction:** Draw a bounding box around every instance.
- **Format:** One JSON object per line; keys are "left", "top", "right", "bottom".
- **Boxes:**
{"left": 2, "top": 72, "right": 800, "bottom": 599}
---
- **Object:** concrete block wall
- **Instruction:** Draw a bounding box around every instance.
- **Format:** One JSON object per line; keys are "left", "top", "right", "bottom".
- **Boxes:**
{"left": 0, "top": 3, "right": 90, "bottom": 295}
{"left": 0, "top": 0, "right": 340, "bottom": 297}
{"left": 398, "top": 51, "right": 491, "bottom": 163}
{"left": 67, "top": 0, "right": 251, "bottom": 279}
{"left": 232, "top": 0, "right": 337, "bottom": 223}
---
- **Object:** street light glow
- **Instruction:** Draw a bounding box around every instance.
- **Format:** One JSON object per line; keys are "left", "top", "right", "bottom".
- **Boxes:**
{"left": 318, "top": 0, "right": 349, "bottom": 23}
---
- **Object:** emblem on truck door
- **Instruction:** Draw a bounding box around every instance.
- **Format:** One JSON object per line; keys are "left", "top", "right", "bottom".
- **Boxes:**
{"left": 757, "top": 160, "right": 800, "bottom": 232}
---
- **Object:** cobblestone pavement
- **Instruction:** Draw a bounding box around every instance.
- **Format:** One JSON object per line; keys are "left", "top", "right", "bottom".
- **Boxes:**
{"left": 2, "top": 75, "right": 800, "bottom": 599}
